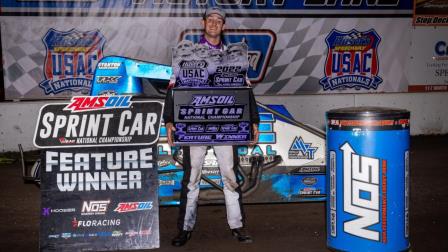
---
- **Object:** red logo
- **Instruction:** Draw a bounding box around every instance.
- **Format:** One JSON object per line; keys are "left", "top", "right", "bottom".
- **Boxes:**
{"left": 114, "top": 202, "right": 153, "bottom": 213}
{"left": 63, "top": 95, "right": 132, "bottom": 112}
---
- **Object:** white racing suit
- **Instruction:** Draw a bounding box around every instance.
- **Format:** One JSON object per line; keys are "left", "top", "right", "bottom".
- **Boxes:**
{"left": 164, "top": 37, "right": 259, "bottom": 232}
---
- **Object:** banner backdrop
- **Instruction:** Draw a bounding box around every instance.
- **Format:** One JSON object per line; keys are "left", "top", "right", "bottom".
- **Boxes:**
{"left": 407, "top": 26, "right": 448, "bottom": 92}
{"left": 40, "top": 146, "right": 159, "bottom": 251}
{"left": 1, "top": 16, "right": 415, "bottom": 98}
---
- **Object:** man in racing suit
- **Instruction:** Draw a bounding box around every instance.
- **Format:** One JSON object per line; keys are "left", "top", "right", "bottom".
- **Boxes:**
{"left": 163, "top": 7, "right": 260, "bottom": 247}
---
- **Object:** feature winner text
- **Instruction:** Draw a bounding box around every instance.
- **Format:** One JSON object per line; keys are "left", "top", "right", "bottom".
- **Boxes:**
{"left": 46, "top": 148, "right": 154, "bottom": 192}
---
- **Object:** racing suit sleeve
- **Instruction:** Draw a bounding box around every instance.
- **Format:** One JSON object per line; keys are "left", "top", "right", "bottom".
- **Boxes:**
{"left": 163, "top": 88, "right": 174, "bottom": 124}
{"left": 249, "top": 88, "right": 259, "bottom": 125}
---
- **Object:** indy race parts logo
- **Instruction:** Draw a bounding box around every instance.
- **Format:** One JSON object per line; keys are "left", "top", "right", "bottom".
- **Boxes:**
{"left": 319, "top": 29, "right": 382, "bottom": 91}
{"left": 39, "top": 29, "right": 106, "bottom": 95}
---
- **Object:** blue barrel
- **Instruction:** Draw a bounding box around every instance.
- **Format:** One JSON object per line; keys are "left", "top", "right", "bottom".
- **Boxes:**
{"left": 326, "top": 107, "right": 410, "bottom": 252}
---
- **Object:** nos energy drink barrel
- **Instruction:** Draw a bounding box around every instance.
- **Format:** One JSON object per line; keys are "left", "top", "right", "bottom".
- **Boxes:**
{"left": 326, "top": 107, "right": 410, "bottom": 252}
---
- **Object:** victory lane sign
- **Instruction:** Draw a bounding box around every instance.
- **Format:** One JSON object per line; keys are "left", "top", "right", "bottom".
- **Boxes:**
{"left": 34, "top": 96, "right": 163, "bottom": 251}
{"left": 34, "top": 96, "right": 163, "bottom": 148}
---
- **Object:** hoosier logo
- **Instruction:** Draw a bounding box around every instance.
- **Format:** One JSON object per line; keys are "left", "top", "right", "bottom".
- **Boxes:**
{"left": 320, "top": 29, "right": 382, "bottom": 91}
{"left": 39, "top": 29, "right": 106, "bottom": 95}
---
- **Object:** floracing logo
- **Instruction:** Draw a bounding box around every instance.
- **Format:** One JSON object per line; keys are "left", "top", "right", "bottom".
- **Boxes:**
{"left": 288, "top": 136, "right": 318, "bottom": 160}
{"left": 114, "top": 201, "right": 153, "bottom": 213}
{"left": 39, "top": 28, "right": 106, "bottom": 95}
{"left": 180, "top": 29, "right": 276, "bottom": 84}
{"left": 72, "top": 217, "right": 121, "bottom": 228}
{"left": 320, "top": 29, "right": 382, "bottom": 91}
{"left": 63, "top": 96, "right": 132, "bottom": 112}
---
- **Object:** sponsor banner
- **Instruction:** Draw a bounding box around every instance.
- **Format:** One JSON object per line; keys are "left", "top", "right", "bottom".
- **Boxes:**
{"left": 407, "top": 27, "right": 448, "bottom": 92}
{"left": 413, "top": 0, "right": 448, "bottom": 26}
{"left": 33, "top": 97, "right": 163, "bottom": 148}
{"left": 40, "top": 146, "right": 159, "bottom": 251}
{"left": 172, "top": 88, "right": 253, "bottom": 145}
{"left": 1, "top": 17, "right": 414, "bottom": 99}
{"left": 0, "top": 0, "right": 412, "bottom": 16}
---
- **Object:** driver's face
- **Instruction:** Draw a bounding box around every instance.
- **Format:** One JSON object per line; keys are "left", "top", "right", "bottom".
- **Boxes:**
{"left": 203, "top": 14, "right": 225, "bottom": 39}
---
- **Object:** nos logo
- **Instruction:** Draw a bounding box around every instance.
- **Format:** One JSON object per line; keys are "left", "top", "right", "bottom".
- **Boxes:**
{"left": 180, "top": 29, "right": 276, "bottom": 84}
{"left": 341, "top": 142, "right": 384, "bottom": 242}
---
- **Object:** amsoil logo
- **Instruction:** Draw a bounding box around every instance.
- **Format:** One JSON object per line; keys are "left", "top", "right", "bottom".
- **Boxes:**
{"left": 63, "top": 96, "right": 132, "bottom": 112}
{"left": 288, "top": 136, "right": 318, "bottom": 160}
{"left": 180, "top": 29, "right": 276, "bottom": 84}
{"left": 39, "top": 28, "right": 106, "bottom": 95}
{"left": 114, "top": 201, "right": 153, "bottom": 213}
{"left": 191, "top": 95, "right": 235, "bottom": 107}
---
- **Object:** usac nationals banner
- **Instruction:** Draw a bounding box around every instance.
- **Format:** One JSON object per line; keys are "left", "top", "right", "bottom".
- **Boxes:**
{"left": 35, "top": 97, "right": 162, "bottom": 251}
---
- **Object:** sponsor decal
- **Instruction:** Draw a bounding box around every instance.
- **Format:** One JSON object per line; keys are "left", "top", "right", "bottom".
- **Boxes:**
{"left": 39, "top": 29, "right": 106, "bottom": 95}
{"left": 125, "top": 229, "right": 151, "bottom": 237}
{"left": 72, "top": 233, "right": 85, "bottom": 238}
{"left": 42, "top": 207, "right": 50, "bottom": 217}
{"left": 413, "top": 0, "right": 448, "bottom": 26}
{"left": 97, "top": 232, "right": 113, "bottom": 237}
{"left": 299, "top": 187, "right": 321, "bottom": 195}
{"left": 302, "top": 177, "right": 317, "bottom": 186}
{"left": 97, "top": 62, "right": 121, "bottom": 70}
{"left": 288, "top": 136, "right": 318, "bottom": 159}
{"left": 48, "top": 234, "right": 60, "bottom": 239}
{"left": 112, "top": 231, "right": 123, "bottom": 237}
{"left": 96, "top": 76, "right": 121, "bottom": 84}
{"left": 114, "top": 202, "right": 153, "bottom": 213}
{"left": 63, "top": 96, "right": 132, "bottom": 112}
{"left": 2, "top": 0, "right": 411, "bottom": 15}
{"left": 341, "top": 142, "right": 385, "bottom": 242}
{"left": 81, "top": 200, "right": 110, "bottom": 215}
{"left": 181, "top": 29, "right": 276, "bottom": 83}
{"left": 61, "top": 233, "right": 72, "bottom": 239}
{"left": 434, "top": 41, "right": 448, "bottom": 61}
{"left": 320, "top": 29, "right": 382, "bottom": 91}
{"left": 42, "top": 207, "right": 76, "bottom": 216}
{"left": 71, "top": 217, "right": 121, "bottom": 228}
{"left": 191, "top": 95, "right": 235, "bottom": 106}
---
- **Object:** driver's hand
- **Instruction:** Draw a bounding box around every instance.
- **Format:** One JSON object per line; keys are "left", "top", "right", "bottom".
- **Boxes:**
{"left": 165, "top": 122, "right": 176, "bottom": 146}
{"left": 250, "top": 124, "right": 259, "bottom": 146}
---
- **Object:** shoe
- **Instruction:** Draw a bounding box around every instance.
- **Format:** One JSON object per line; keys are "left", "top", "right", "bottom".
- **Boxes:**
{"left": 231, "top": 227, "right": 253, "bottom": 243}
{"left": 171, "top": 230, "right": 192, "bottom": 247}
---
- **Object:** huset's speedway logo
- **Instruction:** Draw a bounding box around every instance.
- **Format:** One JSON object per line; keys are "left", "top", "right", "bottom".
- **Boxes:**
{"left": 181, "top": 29, "right": 276, "bottom": 84}
{"left": 39, "top": 29, "right": 106, "bottom": 95}
{"left": 63, "top": 96, "right": 132, "bottom": 112}
{"left": 320, "top": 29, "right": 382, "bottom": 91}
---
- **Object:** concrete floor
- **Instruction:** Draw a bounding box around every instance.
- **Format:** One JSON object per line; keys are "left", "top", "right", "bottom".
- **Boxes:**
{"left": 0, "top": 135, "right": 447, "bottom": 252}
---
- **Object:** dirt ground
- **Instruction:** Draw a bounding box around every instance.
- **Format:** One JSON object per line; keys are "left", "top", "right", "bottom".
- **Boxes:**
{"left": 1, "top": 135, "right": 447, "bottom": 252}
